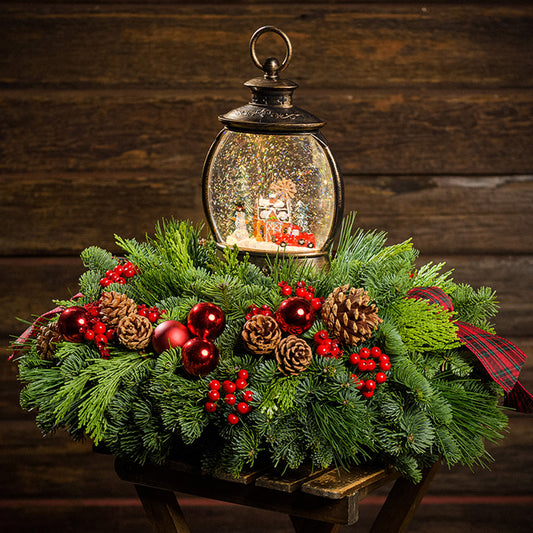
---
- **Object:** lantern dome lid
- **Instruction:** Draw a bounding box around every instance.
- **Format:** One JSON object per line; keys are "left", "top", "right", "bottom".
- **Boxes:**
{"left": 218, "top": 26, "right": 326, "bottom": 133}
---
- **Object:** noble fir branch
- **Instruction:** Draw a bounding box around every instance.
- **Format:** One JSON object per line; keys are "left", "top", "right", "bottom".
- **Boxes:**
{"left": 80, "top": 246, "right": 117, "bottom": 273}
{"left": 451, "top": 284, "right": 499, "bottom": 331}
{"left": 114, "top": 235, "right": 159, "bottom": 271}
{"left": 78, "top": 270, "right": 102, "bottom": 301}
{"left": 259, "top": 375, "right": 300, "bottom": 418}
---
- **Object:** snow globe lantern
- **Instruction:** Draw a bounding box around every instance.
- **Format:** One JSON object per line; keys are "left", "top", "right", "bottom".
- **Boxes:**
{"left": 202, "top": 26, "right": 343, "bottom": 265}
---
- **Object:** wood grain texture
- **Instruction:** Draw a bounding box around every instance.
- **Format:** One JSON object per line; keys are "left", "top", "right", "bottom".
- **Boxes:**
{"left": 2, "top": 90, "right": 533, "bottom": 175}
{"left": 2, "top": 173, "right": 532, "bottom": 256}
{"left": 1, "top": 3, "right": 532, "bottom": 90}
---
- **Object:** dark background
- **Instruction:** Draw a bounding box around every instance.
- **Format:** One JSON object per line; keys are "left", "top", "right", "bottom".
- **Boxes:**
{"left": 1, "top": 2, "right": 532, "bottom": 532}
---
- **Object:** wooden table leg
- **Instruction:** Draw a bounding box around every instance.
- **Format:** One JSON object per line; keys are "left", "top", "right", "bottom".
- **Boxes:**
{"left": 290, "top": 515, "right": 341, "bottom": 533}
{"left": 369, "top": 461, "right": 441, "bottom": 533}
{"left": 135, "top": 484, "right": 192, "bottom": 533}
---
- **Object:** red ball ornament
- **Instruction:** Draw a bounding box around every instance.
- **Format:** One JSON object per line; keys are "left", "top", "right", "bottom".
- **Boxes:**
{"left": 152, "top": 320, "right": 191, "bottom": 354}
{"left": 188, "top": 302, "right": 226, "bottom": 340}
{"left": 181, "top": 338, "right": 219, "bottom": 377}
{"left": 275, "top": 297, "right": 315, "bottom": 335}
{"left": 58, "top": 306, "right": 90, "bottom": 343}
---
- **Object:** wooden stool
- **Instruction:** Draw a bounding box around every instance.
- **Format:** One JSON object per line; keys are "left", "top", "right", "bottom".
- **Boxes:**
{"left": 114, "top": 457, "right": 440, "bottom": 533}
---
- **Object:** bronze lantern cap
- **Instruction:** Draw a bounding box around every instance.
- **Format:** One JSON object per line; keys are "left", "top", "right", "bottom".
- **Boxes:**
{"left": 218, "top": 26, "right": 326, "bottom": 133}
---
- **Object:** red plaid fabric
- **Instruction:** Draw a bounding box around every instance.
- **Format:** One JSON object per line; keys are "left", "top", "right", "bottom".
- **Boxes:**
{"left": 407, "top": 286, "right": 533, "bottom": 413}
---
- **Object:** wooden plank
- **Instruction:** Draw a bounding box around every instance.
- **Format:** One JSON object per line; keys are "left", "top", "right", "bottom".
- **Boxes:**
{"left": 1, "top": 173, "right": 532, "bottom": 256}
{"left": 256, "top": 465, "right": 331, "bottom": 493}
{"left": 115, "top": 458, "right": 360, "bottom": 525}
{"left": 302, "top": 466, "right": 395, "bottom": 500}
{"left": 2, "top": 90, "right": 533, "bottom": 175}
{"left": 1, "top": 4, "right": 532, "bottom": 90}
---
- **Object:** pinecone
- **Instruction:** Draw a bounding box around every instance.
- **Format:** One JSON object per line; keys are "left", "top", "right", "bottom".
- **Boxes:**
{"left": 321, "top": 285, "right": 382, "bottom": 346}
{"left": 117, "top": 314, "right": 153, "bottom": 350}
{"left": 275, "top": 335, "right": 313, "bottom": 376}
{"left": 35, "top": 321, "right": 62, "bottom": 360}
{"left": 242, "top": 315, "right": 282, "bottom": 355}
{"left": 100, "top": 291, "right": 137, "bottom": 327}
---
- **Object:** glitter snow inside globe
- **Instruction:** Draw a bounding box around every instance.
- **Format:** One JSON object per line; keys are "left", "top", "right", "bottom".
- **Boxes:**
{"left": 202, "top": 26, "right": 344, "bottom": 265}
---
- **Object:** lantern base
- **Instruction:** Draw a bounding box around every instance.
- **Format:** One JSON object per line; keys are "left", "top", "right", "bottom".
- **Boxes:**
{"left": 216, "top": 244, "right": 330, "bottom": 272}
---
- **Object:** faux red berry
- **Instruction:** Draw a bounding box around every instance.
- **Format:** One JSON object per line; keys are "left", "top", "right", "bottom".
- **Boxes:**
{"left": 376, "top": 372, "right": 387, "bottom": 384}
{"left": 295, "top": 287, "right": 307, "bottom": 298}
{"left": 355, "top": 379, "right": 365, "bottom": 390}
{"left": 223, "top": 380, "right": 236, "bottom": 393}
{"left": 117, "top": 277, "right": 126, "bottom": 285}
{"left": 316, "top": 344, "right": 330, "bottom": 357}
{"left": 225, "top": 394, "right": 236, "bottom": 406}
{"left": 366, "top": 359, "right": 376, "bottom": 371}
{"left": 238, "top": 369, "right": 249, "bottom": 380}
{"left": 362, "top": 390, "right": 374, "bottom": 398}
{"left": 95, "top": 334, "right": 107, "bottom": 345}
{"left": 209, "top": 379, "right": 221, "bottom": 391}
{"left": 307, "top": 285, "right": 315, "bottom": 294}
{"left": 235, "top": 378, "right": 247, "bottom": 390}
{"left": 237, "top": 402, "right": 249, "bottom": 414}
{"left": 93, "top": 322, "right": 106, "bottom": 335}
{"left": 147, "top": 311, "right": 159, "bottom": 323}
{"left": 205, "top": 402, "right": 217, "bottom": 413}
{"left": 207, "top": 389, "right": 220, "bottom": 402}
{"left": 84, "top": 329, "right": 95, "bottom": 341}
{"left": 349, "top": 353, "right": 360, "bottom": 365}
{"left": 114, "top": 265, "right": 125, "bottom": 275}
{"left": 137, "top": 307, "right": 148, "bottom": 317}
{"left": 311, "top": 297, "right": 323, "bottom": 311}
{"left": 365, "top": 379, "right": 376, "bottom": 391}
{"left": 105, "top": 270, "right": 114, "bottom": 280}
{"left": 227, "top": 413, "right": 239, "bottom": 425}
{"left": 105, "top": 328, "right": 115, "bottom": 341}
{"left": 370, "top": 346, "right": 382, "bottom": 358}
{"left": 380, "top": 360, "right": 391, "bottom": 371}
{"left": 243, "top": 390, "right": 253, "bottom": 402}
{"left": 313, "top": 330, "right": 329, "bottom": 344}
{"left": 296, "top": 281, "right": 306, "bottom": 288}
{"left": 280, "top": 285, "right": 292, "bottom": 296}
{"left": 123, "top": 268, "right": 135, "bottom": 279}
{"left": 379, "top": 354, "right": 389, "bottom": 364}
{"left": 357, "top": 360, "right": 368, "bottom": 372}
{"left": 99, "top": 278, "right": 112, "bottom": 287}
{"left": 359, "top": 347, "right": 371, "bottom": 359}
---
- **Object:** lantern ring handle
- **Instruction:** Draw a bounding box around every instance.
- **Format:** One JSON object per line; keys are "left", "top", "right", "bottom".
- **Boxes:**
{"left": 250, "top": 26, "right": 292, "bottom": 75}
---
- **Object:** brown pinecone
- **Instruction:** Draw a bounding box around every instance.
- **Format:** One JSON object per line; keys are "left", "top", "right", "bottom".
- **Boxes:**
{"left": 242, "top": 315, "right": 282, "bottom": 355}
{"left": 117, "top": 314, "right": 153, "bottom": 350}
{"left": 35, "top": 321, "right": 62, "bottom": 360}
{"left": 100, "top": 291, "right": 137, "bottom": 327}
{"left": 275, "top": 335, "right": 313, "bottom": 376}
{"left": 321, "top": 285, "right": 383, "bottom": 346}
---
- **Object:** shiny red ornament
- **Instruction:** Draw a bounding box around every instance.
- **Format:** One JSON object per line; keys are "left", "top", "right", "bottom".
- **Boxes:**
{"left": 181, "top": 337, "right": 219, "bottom": 377}
{"left": 188, "top": 302, "right": 226, "bottom": 340}
{"left": 275, "top": 297, "right": 315, "bottom": 335}
{"left": 152, "top": 320, "right": 191, "bottom": 354}
{"left": 57, "top": 306, "right": 90, "bottom": 343}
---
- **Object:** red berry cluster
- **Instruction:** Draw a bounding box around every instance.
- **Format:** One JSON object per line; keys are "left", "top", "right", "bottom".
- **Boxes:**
{"left": 348, "top": 346, "right": 391, "bottom": 398}
{"left": 278, "top": 280, "right": 324, "bottom": 311}
{"left": 204, "top": 369, "right": 253, "bottom": 425}
{"left": 313, "top": 329, "right": 343, "bottom": 358}
{"left": 245, "top": 304, "right": 274, "bottom": 321}
{"left": 99, "top": 261, "right": 138, "bottom": 288}
{"left": 81, "top": 302, "right": 114, "bottom": 358}
{"left": 137, "top": 304, "right": 166, "bottom": 324}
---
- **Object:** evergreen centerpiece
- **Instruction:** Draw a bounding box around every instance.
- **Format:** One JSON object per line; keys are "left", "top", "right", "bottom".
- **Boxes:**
{"left": 12, "top": 214, "right": 530, "bottom": 482}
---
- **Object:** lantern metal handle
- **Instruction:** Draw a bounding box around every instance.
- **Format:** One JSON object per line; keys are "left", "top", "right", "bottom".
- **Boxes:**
{"left": 249, "top": 26, "right": 292, "bottom": 79}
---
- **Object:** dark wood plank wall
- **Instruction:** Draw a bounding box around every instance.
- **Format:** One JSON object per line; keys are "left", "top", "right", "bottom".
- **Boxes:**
{"left": 1, "top": 2, "right": 531, "bottom": 532}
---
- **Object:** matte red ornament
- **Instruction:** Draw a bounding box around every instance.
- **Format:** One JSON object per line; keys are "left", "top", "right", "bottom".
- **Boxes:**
{"left": 188, "top": 302, "right": 226, "bottom": 340}
{"left": 58, "top": 306, "right": 90, "bottom": 343}
{"left": 152, "top": 320, "right": 191, "bottom": 354}
{"left": 181, "top": 337, "right": 219, "bottom": 377}
{"left": 275, "top": 297, "right": 315, "bottom": 335}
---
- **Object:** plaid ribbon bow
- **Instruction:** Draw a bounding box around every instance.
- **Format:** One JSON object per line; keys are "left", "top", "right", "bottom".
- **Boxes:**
{"left": 407, "top": 286, "right": 533, "bottom": 413}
